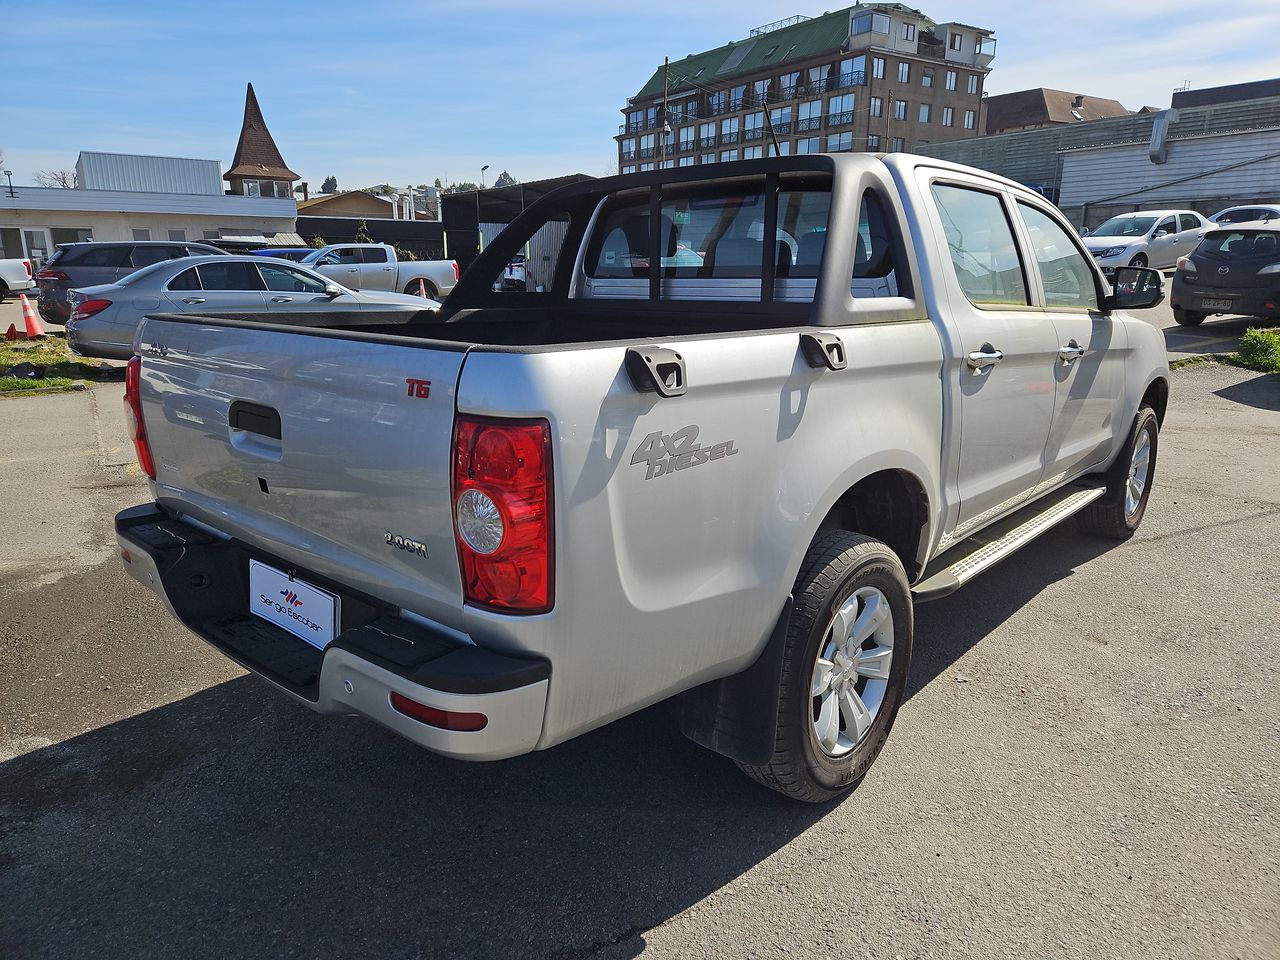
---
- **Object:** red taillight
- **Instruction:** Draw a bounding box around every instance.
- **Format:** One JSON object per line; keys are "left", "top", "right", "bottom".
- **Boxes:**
{"left": 124, "top": 357, "right": 156, "bottom": 480}
{"left": 72, "top": 298, "right": 112, "bottom": 321}
{"left": 35, "top": 268, "right": 69, "bottom": 281}
{"left": 23, "top": 260, "right": 31, "bottom": 278}
{"left": 452, "top": 415, "right": 553, "bottom": 613}
{"left": 452, "top": 260, "right": 460, "bottom": 283}
{"left": 390, "top": 691, "right": 488, "bottom": 731}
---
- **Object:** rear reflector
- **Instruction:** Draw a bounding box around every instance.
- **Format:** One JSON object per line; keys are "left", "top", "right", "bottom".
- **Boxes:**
{"left": 23, "top": 260, "right": 31, "bottom": 278}
{"left": 452, "top": 260, "right": 460, "bottom": 283}
{"left": 390, "top": 692, "right": 488, "bottom": 731}
{"left": 35, "top": 268, "right": 69, "bottom": 281}
{"left": 124, "top": 356, "right": 157, "bottom": 480}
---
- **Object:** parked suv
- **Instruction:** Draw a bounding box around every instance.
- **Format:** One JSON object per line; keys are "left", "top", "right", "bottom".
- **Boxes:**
{"left": 35, "top": 241, "right": 226, "bottom": 324}
{"left": 1170, "top": 224, "right": 1280, "bottom": 326}
{"left": 1083, "top": 210, "right": 1209, "bottom": 272}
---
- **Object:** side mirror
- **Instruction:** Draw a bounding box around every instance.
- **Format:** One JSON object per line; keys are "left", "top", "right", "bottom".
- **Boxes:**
{"left": 1079, "top": 227, "right": 1090, "bottom": 237}
{"left": 1153, "top": 229, "right": 1170, "bottom": 238}
{"left": 323, "top": 283, "right": 343, "bottom": 299}
{"left": 1108, "top": 266, "right": 1163, "bottom": 311}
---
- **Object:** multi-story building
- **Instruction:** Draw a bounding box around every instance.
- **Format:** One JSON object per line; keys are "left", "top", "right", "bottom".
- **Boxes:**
{"left": 616, "top": 3, "right": 994, "bottom": 173}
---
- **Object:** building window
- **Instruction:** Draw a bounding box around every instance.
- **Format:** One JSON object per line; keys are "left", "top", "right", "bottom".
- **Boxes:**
{"left": 720, "top": 117, "right": 740, "bottom": 144}
{"left": 843, "top": 55, "right": 866, "bottom": 85}
{"left": 628, "top": 109, "right": 644, "bottom": 133}
{"left": 743, "top": 145, "right": 764, "bottom": 159}
{"left": 893, "top": 99, "right": 907, "bottom": 121}
{"left": 950, "top": 31, "right": 963, "bottom": 51}
{"left": 779, "top": 71, "right": 799, "bottom": 98}
{"left": 729, "top": 84, "right": 746, "bottom": 110}
{"left": 828, "top": 93, "right": 854, "bottom": 126}
{"left": 967, "top": 74, "right": 979, "bottom": 95}
{"left": 795, "top": 137, "right": 820, "bottom": 155}
{"left": 826, "top": 131, "right": 853, "bottom": 152}
{"left": 897, "top": 62, "right": 910, "bottom": 83}
{"left": 964, "top": 110, "right": 976, "bottom": 129}
{"left": 621, "top": 137, "right": 637, "bottom": 161}
{"left": 891, "top": 137, "right": 905, "bottom": 152}
{"left": 768, "top": 141, "right": 791, "bottom": 157}
{"left": 709, "top": 90, "right": 726, "bottom": 115}
{"left": 167, "top": 229, "right": 186, "bottom": 242}
{"left": 902, "top": 22, "right": 916, "bottom": 40}
{"left": 699, "top": 121, "right": 717, "bottom": 148}
{"left": 640, "top": 133, "right": 656, "bottom": 159}
{"left": 678, "top": 156, "right": 694, "bottom": 167}
{"left": 945, "top": 70, "right": 957, "bottom": 91}
{"left": 621, "top": 165, "right": 637, "bottom": 174}
{"left": 798, "top": 99, "right": 823, "bottom": 132}
{"left": 132, "top": 228, "right": 151, "bottom": 241}
{"left": 866, "top": 134, "right": 881, "bottom": 150}
{"left": 661, "top": 159, "right": 674, "bottom": 169}
{"left": 869, "top": 97, "right": 883, "bottom": 118}
{"left": 872, "top": 57, "right": 885, "bottom": 80}
{"left": 639, "top": 162, "right": 655, "bottom": 171}
{"left": 918, "top": 103, "right": 931, "bottom": 123}
{"left": 752, "top": 79, "right": 769, "bottom": 106}
{"left": 852, "top": 11, "right": 891, "bottom": 35}
{"left": 745, "top": 111, "right": 765, "bottom": 140}
{"left": 701, "top": 153, "right": 716, "bottom": 164}
{"left": 922, "top": 69, "right": 934, "bottom": 88}
{"left": 942, "top": 106, "right": 954, "bottom": 127}
{"left": 770, "top": 105, "right": 793, "bottom": 134}
{"left": 719, "top": 149, "right": 738, "bottom": 162}
{"left": 678, "top": 127, "right": 694, "bottom": 151}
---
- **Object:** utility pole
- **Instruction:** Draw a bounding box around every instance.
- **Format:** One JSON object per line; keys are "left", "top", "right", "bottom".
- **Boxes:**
{"left": 763, "top": 101, "right": 782, "bottom": 157}
{"left": 660, "top": 56, "right": 670, "bottom": 165}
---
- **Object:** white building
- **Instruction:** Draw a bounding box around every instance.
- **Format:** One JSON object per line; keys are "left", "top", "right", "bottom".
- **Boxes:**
{"left": 0, "top": 150, "right": 296, "bottom": 268}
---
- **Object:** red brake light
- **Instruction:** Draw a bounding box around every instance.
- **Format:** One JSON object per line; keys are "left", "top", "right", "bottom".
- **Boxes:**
{"left": 124, "top": 357, "right": 157, "bottom": 480}
{"left": 390, "top": 692, "right": 487, "bottom": 731}
{"left": 72, "top": 298, "right": 112, "bottom": 320}
{"left": 452, "top": 260, "right": 460, "bottom": 283}
{"left": 452, "top": 416, "right": 553, "bottom": 613}
{"left": 35, "top": 268, "right": 69, "bottom": 281}
{"left": 23, "top": 260, "right": 31, "bottom": 278}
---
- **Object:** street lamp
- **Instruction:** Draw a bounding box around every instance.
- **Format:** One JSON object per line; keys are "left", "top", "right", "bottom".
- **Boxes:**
{"left": 480, "top": 164, "right": 490, "bottom": 189}
{"left": 3, "top": 170, "right": 14, "bottom": 198}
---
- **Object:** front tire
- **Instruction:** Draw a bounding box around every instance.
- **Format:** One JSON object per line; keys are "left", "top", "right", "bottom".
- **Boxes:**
{"left": 1076, "top": 406, "right": 1159, "bottom": 539}
{"left": 1173, "top": 308, "right": 1206, "bottom": 326}
{"left": 737, "top": 532, "right": 913, "bottom": 803}
{"left": 1129, "top": 253, "right": 1148, "bottom": 268}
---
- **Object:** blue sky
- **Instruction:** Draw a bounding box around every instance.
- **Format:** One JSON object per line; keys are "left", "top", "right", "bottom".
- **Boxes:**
{"left": 5, "top": 1, "right": 1277, "bottom": 190}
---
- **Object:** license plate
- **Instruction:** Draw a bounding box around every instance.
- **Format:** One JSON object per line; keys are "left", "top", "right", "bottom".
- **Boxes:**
{"left": 248, "top": 560, "right": 340, "bottom": 650}
{"left": 1201, "top": 297, "right": 1232, "bottom": 310}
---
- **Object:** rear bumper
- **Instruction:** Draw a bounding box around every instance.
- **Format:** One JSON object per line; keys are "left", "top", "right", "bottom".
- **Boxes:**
{"left": 115, "top": 503, "right": 550, "bottom": 760}
{"left": 1170, "top": 277, "right": 1280, "bottom": 317}
{"left": 4, "top": 277, "right": 35, "bottom": 293}
{"left": 37, "top": 294, "right": 70, "bottom": 324}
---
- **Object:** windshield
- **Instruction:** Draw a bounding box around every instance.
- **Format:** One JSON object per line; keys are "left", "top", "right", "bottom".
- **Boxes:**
{"left": 118, "top": 259, "right": 186, "bottom": 286}
{"left": 299, "top": 249, "right": 323, "bottom": 264}
{"left": 1091, "top": 216, "right": 1156, "bottom": 238}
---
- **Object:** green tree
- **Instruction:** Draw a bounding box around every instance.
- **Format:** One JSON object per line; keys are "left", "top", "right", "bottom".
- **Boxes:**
{"left": 354, "top": 219, "right": 373, "bottom": 244}
{"left": 493, "top": 170, "right": 517, "bottom": 188}
{"left": 308, "top": 234, "right": 327, "bottom": 249}
{"left": 320, "top": 175, "right": 338, "bottom": 194}
{"left": 433, "top": 177, "right": 442, "bottom": 189}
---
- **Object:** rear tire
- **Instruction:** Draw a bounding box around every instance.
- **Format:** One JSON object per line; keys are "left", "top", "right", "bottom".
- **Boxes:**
{"left": 737, "top": 532, "right": 913, "bottom": 803}
{"left": 1173, "top": 308, "right": 1206, "bottom": 326}
{"left": 1129, "top": 254, "right": 1148, "bottom": 268}
{"left": 0, "top": 280, "right": 9, "bottom": 302}
{"left": 1076, "top": 406, "right": 1159, "bottom": 539}
{"left": 404, "top": 279, "right": 438, "bottom": 299}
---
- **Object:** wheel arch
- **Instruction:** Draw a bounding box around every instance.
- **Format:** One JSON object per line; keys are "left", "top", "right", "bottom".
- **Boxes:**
{"left": 815, "top": 467, "right": 932, "bottom": 582}
{"left": 1140, "top": 376, "right": 1169, "bottom": 426}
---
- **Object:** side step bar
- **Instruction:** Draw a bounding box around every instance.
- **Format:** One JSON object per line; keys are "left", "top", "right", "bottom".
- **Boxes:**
{"left": 912, "top": 483, "right": 1106, "bottom": 603}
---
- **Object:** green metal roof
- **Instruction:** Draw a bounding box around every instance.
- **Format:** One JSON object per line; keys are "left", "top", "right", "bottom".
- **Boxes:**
{"left": 633, "top": 8, "right": 856, "bottom": 100}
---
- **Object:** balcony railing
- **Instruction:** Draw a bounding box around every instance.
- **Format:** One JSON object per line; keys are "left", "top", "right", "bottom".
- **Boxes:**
{"left": 797, "top": 117, "right": 823, "bottom": 132}
{"left": 720, "top": 131, "right": 740, "bottom": 145}
{"left": 639, "top": 147, "right": 656, "bottom": 160}
{"left": 770, "top": 120, "right": 793, "bottom": 135}
{"left": 744, "top": 128, "right": 765, "bottom": 141}
{"left": 699, "top": 135, "right": 718, "bottom": 148}
{"left": 620, "top": 150, "right": 637, "bottom": 161}
{"left": 828, "top": 110, "right": 854, "bottom": 127}
{"left": 727, "top": 97, "right": 745, "bottom": 112}
{"left": 677, "top": 140, "right": 694, "bottom": 152}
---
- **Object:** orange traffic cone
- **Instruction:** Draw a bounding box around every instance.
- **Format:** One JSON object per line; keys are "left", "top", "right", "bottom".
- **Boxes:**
{"left": 19, "top": 294, "right": 46, "bottom": 338}
{"left": 5, "top": 323, "right": 21, "bottom": 340}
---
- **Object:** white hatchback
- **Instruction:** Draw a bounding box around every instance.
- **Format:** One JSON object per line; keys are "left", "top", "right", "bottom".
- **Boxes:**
{"left": 1083, "top": 210, "right": 1210, "bottom": 270}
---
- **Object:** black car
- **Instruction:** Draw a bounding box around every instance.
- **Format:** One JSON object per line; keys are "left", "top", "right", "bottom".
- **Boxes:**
{"left": 35, "top": 240, "right": 225, "bottom": 324}
{"left": 1170, "top": 226, "right": 1280, "bottom": 326}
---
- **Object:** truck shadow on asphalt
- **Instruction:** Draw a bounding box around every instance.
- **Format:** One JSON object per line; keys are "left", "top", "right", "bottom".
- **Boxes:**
{"left": 1213, "top": 370, "right": 1280, "bottom": 412}
{"left": 1, "top": 527, "right": 1115, "bottom": 960}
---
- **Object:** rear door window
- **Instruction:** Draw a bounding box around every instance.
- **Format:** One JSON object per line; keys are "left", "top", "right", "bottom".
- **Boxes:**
{"left": 168, "top": 268, "right": 201, "bottom": 291}
{"left": 851, "top": 192, "right": 902, "bottom": 297}
{"left": 359, "top": 247, "right": 389, "bottom": 263}
{"left": 130, "top": 245, "right": 188, "bottom": 268}
{"left": 1179, "top": 214, "right": 1201, "bottom": 233}
{"left": 930, "top": 183, "right": 1029, "bottom": 306}
{"left": 61, "top": 245, "right": 131, "bottom": 268}
{"left": 196, "top": 261, "right": 267, "bottom": 291}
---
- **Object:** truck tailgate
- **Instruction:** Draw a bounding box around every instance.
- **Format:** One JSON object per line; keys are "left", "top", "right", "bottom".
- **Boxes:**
{"left": 136, "top": 317, "right": 468, "bottom": 623}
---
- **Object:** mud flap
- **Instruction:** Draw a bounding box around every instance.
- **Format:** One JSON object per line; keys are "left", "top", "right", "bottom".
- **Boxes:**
{"left": 679, "top": 598, "right": 792, "bottom": 765}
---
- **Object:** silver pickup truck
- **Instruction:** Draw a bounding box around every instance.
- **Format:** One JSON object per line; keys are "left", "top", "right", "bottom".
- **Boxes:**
{"left": 116, "top": 155, "right": 1169, "bottom": 802}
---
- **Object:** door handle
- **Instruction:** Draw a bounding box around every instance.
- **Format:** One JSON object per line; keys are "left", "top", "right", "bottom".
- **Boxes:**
{"left": 1058, "top": 341, "right": 1086, "bottom": 364}
{"left": 966, "top": 347, "right": 1004, "bottom": 372}
{"left": 347, "top": 267, "right": 359, "bottom": 272}
{"left": 181, "top": 297, "right": 206, "bottom": 304}
{"left": 270, "top": 296, "right": 293, "bottom": 303}
{"left": 382, "top": 266, "right": 393, "bottom": 271}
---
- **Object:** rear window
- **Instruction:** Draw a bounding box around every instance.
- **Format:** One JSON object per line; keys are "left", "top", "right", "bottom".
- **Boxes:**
{"left": 360, "top": 247, "right": 389, "bottom": 263}
{"left": 196, "top": 261, "right": 266, "bottom": 291}
{"left": 58, "top": 244, "right": 131, "bottom": 268}
{"left": 1197, "top": 231, "right": 1280, "bottom": 260}
{"left": 130, "top": 245, "right": 187, "bottom": 268}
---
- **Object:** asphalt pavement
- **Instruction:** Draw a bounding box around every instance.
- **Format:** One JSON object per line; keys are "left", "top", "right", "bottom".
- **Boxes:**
{"left": 0, "top": 361, "right": 1276, "bottom": 959}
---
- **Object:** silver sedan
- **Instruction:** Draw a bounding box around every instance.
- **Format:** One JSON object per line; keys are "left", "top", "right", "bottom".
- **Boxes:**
{"left": 66, "top": 255, "right": 439, "bottom": 360}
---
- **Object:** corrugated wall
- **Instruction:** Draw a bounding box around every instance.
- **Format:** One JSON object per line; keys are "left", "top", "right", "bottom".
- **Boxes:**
{"left": 76, "top": 152, "right": 225, "bottom": 195}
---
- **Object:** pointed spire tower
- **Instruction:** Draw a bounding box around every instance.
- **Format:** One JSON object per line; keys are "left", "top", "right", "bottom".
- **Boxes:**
{"left": 224, "top": 82, "right": 300, "bottom": 198}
